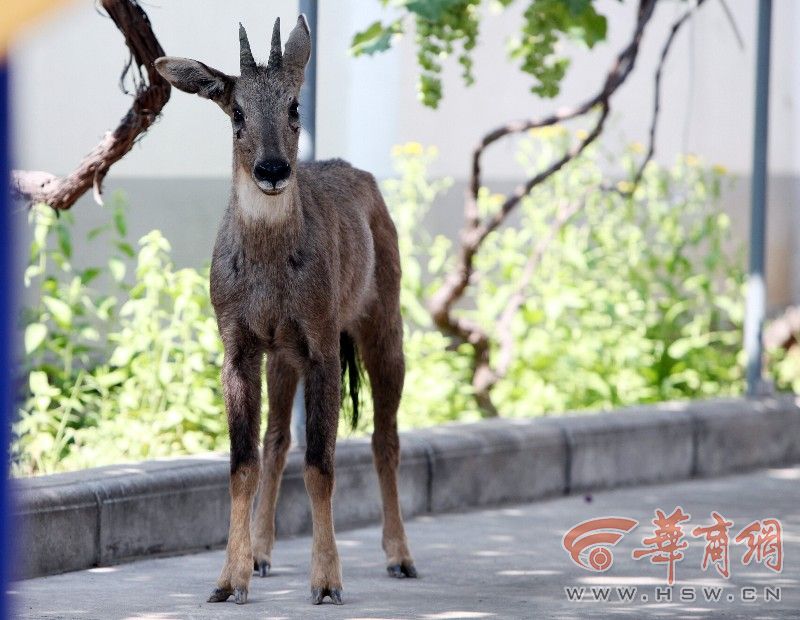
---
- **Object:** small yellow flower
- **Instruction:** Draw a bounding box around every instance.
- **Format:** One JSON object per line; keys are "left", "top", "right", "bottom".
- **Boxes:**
{"left": 684, "top": 154, "right": 700, "bottom": 167}
{"left": 531, "top": 125, "right": 566, "bottom": 139}
{"left": 576, "top": 129, "right": 589, "bottom": 140}
{"left": 712, "top": 164, "right": 728, "bottom": 175}
{"left": 616, "top": 180, "right": 634, "bottom": 193}
{"left": 630, "top": 141, "right": 644, "bottom": 154}
{"left": 402, "top": 142, "right": 424, "bottom": 156}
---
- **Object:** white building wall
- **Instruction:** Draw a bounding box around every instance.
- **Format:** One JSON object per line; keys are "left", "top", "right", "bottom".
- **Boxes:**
{"left": 8, "top": 0, "right": 800, "bottom": 306}
{"left": 11, "top": 0, "right": 798, "bottom": 177}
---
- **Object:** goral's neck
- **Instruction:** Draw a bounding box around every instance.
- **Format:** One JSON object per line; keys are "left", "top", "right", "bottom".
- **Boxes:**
{"left": 232, "top": 168, "right": 303, "bottom": 260}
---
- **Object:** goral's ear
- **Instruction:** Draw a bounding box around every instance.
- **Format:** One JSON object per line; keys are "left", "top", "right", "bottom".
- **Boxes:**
{"left": 155, "top": 57, "right": 234, "bottom": 110}
{"left": 283, "top": 15, "right": 311, "bottom": 74}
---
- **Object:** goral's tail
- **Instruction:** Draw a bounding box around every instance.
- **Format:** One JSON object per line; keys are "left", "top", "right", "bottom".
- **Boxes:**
{"left": 339, "top": 332, "right": 361, "bottom": 430}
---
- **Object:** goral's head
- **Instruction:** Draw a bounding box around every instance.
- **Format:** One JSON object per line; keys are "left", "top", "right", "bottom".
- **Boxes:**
{"left": 156, "top": 17, "right": 310, "bottom": 196}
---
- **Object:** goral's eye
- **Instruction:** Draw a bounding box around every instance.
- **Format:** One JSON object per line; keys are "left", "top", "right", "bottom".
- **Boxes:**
{"left": 289, "top": 100, "right": 300, "bottom": 121}
{"left": 232, "top": 107, "right": 244, "bottom": 125}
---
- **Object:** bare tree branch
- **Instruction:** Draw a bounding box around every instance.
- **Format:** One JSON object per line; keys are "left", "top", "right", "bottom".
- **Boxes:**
{"left": 629, "top": 0, "right": 706, "bottom": 189}
{"left": 11, "top": 0, "right": 170, "bottom": 210}
{"left": 489, "top": 0, "right": 702, "bottom": 392}
{"left": 428, "top": 0, "right": 660, "bottom": 415}
{"left": 717, "top": 0, "right": 745, "bottom": 50}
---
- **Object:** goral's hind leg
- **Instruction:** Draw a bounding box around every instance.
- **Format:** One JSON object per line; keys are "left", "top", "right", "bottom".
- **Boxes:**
{"left": 250, "top": 354, "right": 296, "bottom": 577}
{"left": 357, "top": 312, "right": 417, "bottom": 579}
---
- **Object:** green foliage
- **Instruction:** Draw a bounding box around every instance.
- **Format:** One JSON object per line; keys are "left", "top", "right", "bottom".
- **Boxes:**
{"left": 350, "top": 136, "right": 748, "bottom": 428}
{"left": 351, "top": 0, "right": 609, "bottom": 107}
{"left": 339, "top": 143, "right": 481, "bottom": 435}
{"left": 510, "top": 0, "right": 607, "bottom": 98}
{"left": 481, "top": 133, "right": 745, "bottom": 413}
{"left": 769, "top": 340, "right": 800, "bottom": 394}
{"left": 383, "top": 144, "right": 483, "bottom": 428}
{"left": 14, "top": 197, "right": 226, "bottom": 475}
{"left": 351, "top": 18, "right": 405, "bottom": 56}
{"left": 14, "top": 136, "right": 754, "bottom": 475}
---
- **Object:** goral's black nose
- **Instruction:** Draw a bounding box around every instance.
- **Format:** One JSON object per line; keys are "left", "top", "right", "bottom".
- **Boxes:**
{"left": 253, "top": 159, "right": 291, "bottom": 186}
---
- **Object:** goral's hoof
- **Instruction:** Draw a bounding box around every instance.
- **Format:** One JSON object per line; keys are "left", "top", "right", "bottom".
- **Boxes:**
{"left": 311, "top": 587, "right": 343, "bottom": 605}
{"left": 208, "top": 585, "right": 248, "bottom": 604}
{"left": 387, "top": 562, "right": 418, "bottom": 579}
{"left": 253, "top": 559, "right": 271, "bottom": 577}
{"left": 207, "top": 587, "right": 232, "bottom": 603}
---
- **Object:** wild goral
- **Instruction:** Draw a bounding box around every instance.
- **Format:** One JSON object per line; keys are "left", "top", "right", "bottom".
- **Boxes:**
{"left": 156, "top": 15, "right": 416, "bottom": 606}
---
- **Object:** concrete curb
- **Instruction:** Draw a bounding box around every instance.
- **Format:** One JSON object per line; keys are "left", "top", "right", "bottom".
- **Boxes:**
{"left": 15, "top": 395, "right": 800, "bottom": 579}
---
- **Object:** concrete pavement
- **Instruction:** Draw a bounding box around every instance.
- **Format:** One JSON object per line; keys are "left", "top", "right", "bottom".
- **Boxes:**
{"left": 11, "top": 465, "right": 800, "bottom": 619}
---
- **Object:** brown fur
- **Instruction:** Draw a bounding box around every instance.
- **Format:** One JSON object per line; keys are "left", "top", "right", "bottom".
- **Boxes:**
{"left": 156, "top": 15, "right": 415, "bottom": 606}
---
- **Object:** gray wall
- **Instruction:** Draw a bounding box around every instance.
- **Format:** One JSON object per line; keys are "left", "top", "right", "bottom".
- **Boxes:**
{"left": 14, "top": 172, "right": 799, "bottom": 315}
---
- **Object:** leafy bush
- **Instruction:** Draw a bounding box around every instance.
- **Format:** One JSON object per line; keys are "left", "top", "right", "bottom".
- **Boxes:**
{"left": 770, "top": 347, "right": 800, "bottom": 393}
{"left": 14, "top": 135, "right": 750, "bottom": 475}
{"left": 15, "top": 199, "right": 226, "bottom": 475}
{"left": 389, "top": 135, "right": 746, "bottom": 423}
{"left": 475, "top": 133, "right": 745, "bottom": 414}
{"left": 381, "top": 144, "right": 482, "bottom": 428}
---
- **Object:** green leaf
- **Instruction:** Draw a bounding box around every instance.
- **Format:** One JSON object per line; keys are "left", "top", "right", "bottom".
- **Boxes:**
{"left": 94, "top": 369, "right": 127, "bottom": 388}
{"left": 109, "top": 258, "right": 126, "bottom": 283}
{"left": 80, "top": 327, "right": 100, "bottom": 341}
{"left": 115, "top": 241, "right": 135, "bottom": 258}
{"left": 158, "top": 365, "right": 174, "bottom": 385}
{"left": 33, "top": 219, "right": 49, "bottom": 249}
{"left": 114, "top": 241, "right": 136, "bottom": 258}
{"left": 42, "top": 296, "right": 73, "bottom": 328}
{"left": 24, "top": 323, "right": 47, "bottom": 354}
{"left": 87, "top": 224, "right": 110, "bottom": 241}
{"left": 351, "top": 19, "right": 404, "bottom": 56}
{"left": 96, "top": 296, "right": 117, "bottom": 320}
{"left": 56, "top": 224, "right": 72, "bottom": 258}
{"left": 404, "top": 0, "right": 464, "bottom": 21}
{"left": 23, "top": 264, "right": 43, "bottom": 287}
{"left": 80, "top": 268, "right": 102, "bottom": 285}
{"left": 29, "top": 371, "right": 53, "bottom": 396}
{"left": 109, "top": 346, "right": 134, "bottom": 367}
{"left": 113, "top": 205, "right": 127, "bottom": 237}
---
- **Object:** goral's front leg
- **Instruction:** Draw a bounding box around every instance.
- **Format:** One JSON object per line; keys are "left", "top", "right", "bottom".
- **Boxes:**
{"left": 209, "top": 463, "right": 260, "bottom": 604}
{"left": 304, "top": 356, "right": 344, "bottom": 605}
{"left": 305, "top": 465, "right": 343, "bottom": 604}
{"left": 208, "top": 343, "right": 262, "bottom": 605}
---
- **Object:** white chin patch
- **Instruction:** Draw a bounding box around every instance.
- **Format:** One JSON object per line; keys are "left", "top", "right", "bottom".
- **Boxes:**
{"left": 255, "top": 177, "right": 289, "bottom": 194}
{"left": 237, "top": 170, "right": 291, "bottom": 223}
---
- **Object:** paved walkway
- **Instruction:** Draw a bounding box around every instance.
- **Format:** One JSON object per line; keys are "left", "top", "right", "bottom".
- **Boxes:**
{"left": 12, "top": 466, "right": 800, "bottom": 619}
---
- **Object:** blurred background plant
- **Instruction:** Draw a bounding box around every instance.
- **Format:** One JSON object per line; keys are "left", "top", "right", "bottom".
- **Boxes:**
{"left": 351, "top": 0, "right": 609, "bottom": 107}
{"left": 14, "top": 197, "right": 226, "bottom": 475}
{"left": 765, "top": 306, "right": 800, "bottom": 395}
{"left": 390, "top": 133, "right": 747, "bottom": 422}
{"left": 14, "top": 132, "right": 763, "bottom": 475}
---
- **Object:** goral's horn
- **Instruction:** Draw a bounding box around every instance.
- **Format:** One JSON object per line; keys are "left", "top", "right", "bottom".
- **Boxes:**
{"left": 239, "top": 23, "right": 257, "bottom": 74}
{"left": 267, "top": 17, "right": 282, "bottom": 70}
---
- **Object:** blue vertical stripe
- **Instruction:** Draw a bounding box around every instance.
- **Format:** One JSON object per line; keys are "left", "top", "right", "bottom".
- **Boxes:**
{"left": 0, "top": 61, "right": 13, "bottom": 620}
